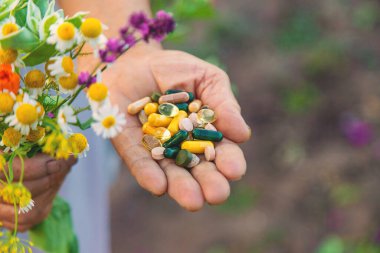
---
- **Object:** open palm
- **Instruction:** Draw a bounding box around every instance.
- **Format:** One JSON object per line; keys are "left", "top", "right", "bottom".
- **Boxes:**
{"left": 102, "top": 46, "right": 251, "bottom": 211}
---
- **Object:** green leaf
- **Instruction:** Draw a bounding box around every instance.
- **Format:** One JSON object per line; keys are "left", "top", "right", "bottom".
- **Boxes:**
{"left": 29, "top": 197, "right": 79, "bottom": 253}
{"left": 67, "top": 11, "right": 88, "bottom": 28}
{"left": 316, "top": 236, "right": 345, "bottom": 253}
{"left": 14, "top": 7, "right": 27, "bottom": 27}
{"left": 33, "top": 0, "right": 50, "bottom": 17}
{"left": 39, "top": 12, "right": 60, "bottom": 40}
{"left": 22, "top": 42, "right": 57, "bottom": 66}
{"left": 0, "top": 0, "right": 20, "bottom": 21}
{"left": 0, "top": 27, "right": 39, "bottom": 51}
{"left": 26, "top": 145, "right": 41, "bottom": 158}
{"left": 26, "top": 0, "right": 41, "bottom": 33}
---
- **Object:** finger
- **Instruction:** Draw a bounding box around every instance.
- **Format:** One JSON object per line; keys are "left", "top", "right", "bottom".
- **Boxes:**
{"left": 149, "top": 51, "right": 251, "bottom": 143}
{"left": 0, "top": 154, "right": 76, "bottom": 181}
{"left": 215, "top": 139, "right": 247, "bottom": 181}
{"left": 191, "top": 161, "right": 230, "bottom": 205}
{"left": 159, "top": 159, "right": 204, "bottom": 211}
{"left": 109, "top": 88, "right": 168, "bottom": 196}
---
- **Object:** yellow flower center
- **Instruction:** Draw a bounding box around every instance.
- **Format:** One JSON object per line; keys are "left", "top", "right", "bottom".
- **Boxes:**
{"left": 69, "top": 133, "right": 88, "bottom": 153}
{"left": 36, "top": 102, "right": 45, "bottom": 118}
{"left": 59, "top": 73, "right": 78, "bottom": 90}
{"left": 57, "top": 22, "right": 75, "bottom": 41}
{"left": 102, "top": 116, "right": 116, "bottom": 129}
{"left": 0, "top": 183, "right": 31, "bottom": 208}
{"left": 2, "top": 127, "right": 21, "bottom": 147}
{"left": 0, "top": 93, "right": 15, "bottom": 114}
{"left": 80, "top": 18, "right": 102, "bottom": 38}
{"left": 26, "top": 126, "right": 45, "bottom": 142}
{"left": 2, "top": 23, "right": 18, "bottom": 36}
{"left": 88, "top": 83, "right": 108, "bottom": 102}
{"left": 25, "top": 69, "right": 45, "bottom": 88}
{"left": 61, "top": 56, "right": 74, "bottom": 73}
{"left": 0, "top": 48, "right": 18, "bottom": 64}
{"left": 16, "top": 104, "right": 38, "bottom": 124}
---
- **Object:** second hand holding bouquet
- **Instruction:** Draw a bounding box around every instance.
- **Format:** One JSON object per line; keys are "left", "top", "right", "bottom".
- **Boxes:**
{"left": 0, "top": 0, "right": 174, "bottom": 251}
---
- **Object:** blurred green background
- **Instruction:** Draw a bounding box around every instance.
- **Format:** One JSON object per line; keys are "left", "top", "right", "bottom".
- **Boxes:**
{"left": 110, "top": 0, "right": 380, "bottom": 252}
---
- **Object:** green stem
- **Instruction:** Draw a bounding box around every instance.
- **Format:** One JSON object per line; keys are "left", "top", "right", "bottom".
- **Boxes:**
{"left": 73, "top": 42, "right": 86, "bottom": 59}
{"left": 13, "top": 202, "right": 18, "bottom": 237}
{"left": 17, "top": 154, "right": 24, "bottom": 183}
{"left": 74, "top": 105, "right": 91, "bottom": 115}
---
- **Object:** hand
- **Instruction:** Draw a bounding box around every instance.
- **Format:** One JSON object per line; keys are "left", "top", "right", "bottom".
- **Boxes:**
{"left": 102, "top": 45, "right": 251, "bottom": 211}
{"left": 0, "top": 154, "right": 76, "bottom": 232}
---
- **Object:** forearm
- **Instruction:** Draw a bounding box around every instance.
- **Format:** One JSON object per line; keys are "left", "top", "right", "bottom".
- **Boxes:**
{"left": 58, "top": 0, "right": 152, "bottom": 37}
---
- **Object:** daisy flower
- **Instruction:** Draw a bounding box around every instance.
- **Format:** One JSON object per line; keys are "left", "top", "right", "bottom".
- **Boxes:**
{"left": 46, "top": 56, "right": 75, "bottom": 77}
{"left": 0, "top": 183, "right": 34, "bottom": 214}
{"left": 0, "top": 127, "right": 22, "bottom": 152}
{"left": 69, "top": 133, "right": 90, "bottom": 158}
{"left": 57, "top": 105, "right": 76, "bottom": 134}
{"left": 0, "top": 16, "right": 19, "bottom": 38}
{"left": 24, "top": 69, "right": 46, "bottom": 97}
{"left": 0, "top": 48, "right": 25, "bottom": 67}
{"left": 47, "top": 20, "right": 80, "bottom": 53}
{"left": 87, "top": 82, "right": 109, "bottom": 109}
{"left": 58, "top": 72, "right": 79, "bottom": 95}
{"left": 80, "top": 18, "right": 108, "bottom": 48}
{"left": 5, "top": 94, "right": 39, "bottom": 135}
{"left": 92, "top": 104, "right": 126, "bottom": 138}
{"left": 0, "top": 90, "right": 16, "bottom": 116}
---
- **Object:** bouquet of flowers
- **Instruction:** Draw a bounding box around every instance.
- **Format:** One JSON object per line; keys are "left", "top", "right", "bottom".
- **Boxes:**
{"left": 0, "top": 0, "right": 174, "bottom": 252}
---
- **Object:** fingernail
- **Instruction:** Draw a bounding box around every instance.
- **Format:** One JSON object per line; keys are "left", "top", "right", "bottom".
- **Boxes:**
{"left": 46, "top": 160, "right": 62, "bottom": 174}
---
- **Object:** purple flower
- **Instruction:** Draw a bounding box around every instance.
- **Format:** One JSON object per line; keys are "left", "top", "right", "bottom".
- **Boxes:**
{"left": 78, "top": 71, "right": 97, "bottom": 87}
{"left": 47, "top": 112, "right": 55, "bottom": 118}
{"left": 129, "top": 12, "right": 150, "bottom": 36}
{"left": 148, "top": 11, "right": 175, "bottom": 42}
{"left": 99, "top": 38, "right": 125, "bottom": 63}
{"left": 342, "top": 118, "right": 373, "bottom": 147}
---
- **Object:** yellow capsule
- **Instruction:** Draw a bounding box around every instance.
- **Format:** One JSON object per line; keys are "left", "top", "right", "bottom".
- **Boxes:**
{"left": 148, "top": 113, "right": 172, "bottom": 127}
{"left": 144, "top": 102, "right": 158, "bottom": 115}
{"left": 181, "top": 140, "right": 214, "bottom": 154}
{"left": 167, "top": 110, "right": 188, "bottom": 135}
{"left": 153, "top": 127, "right": 172, "bottom": 142}
{"left": 142, "top": 122, "right": 157, "bottom": 135}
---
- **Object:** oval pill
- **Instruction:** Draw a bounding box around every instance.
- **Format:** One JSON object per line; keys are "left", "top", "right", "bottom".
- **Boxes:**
{"left": 142, "top": 134, "right": 162, "bottom": 151}
{"left": 205, "top": 123, "right": 217, "bottom": 131}
{"left": 181, "top": 140, "right": 214, "bottom": 154}
{"left": 138, "top": 110, "right": 148, "bottom": 125}
{"left": 189, "top": 99, "right": 202, "bottom": 113}
{"left": 197, "top": 108, "right": 216, "bottom": 124}
{"left": 179, "top": 118, "right": 194, "bottom": 132}
{"left": 153, "top": 127, "right": 172, "bottom": 142}
{"left": 158, "top": 103, "right": 179, "bottom": 117}
{"left": 144, "top": 102, "right": 158, "bottom": 115}
{"left": 148, "top": 113, "right": 172, "bottom": 127}
{"left": 127, "top": 97, "right": 151, "bottom": 115}
{"left": 205, "top": 146, "right": 216, "bottom": 161}
{"left": 158, "top": 92, "right": 190, "bottom": 104}
{"left": 151, "top": 147, "right": 165, "bottom": 160}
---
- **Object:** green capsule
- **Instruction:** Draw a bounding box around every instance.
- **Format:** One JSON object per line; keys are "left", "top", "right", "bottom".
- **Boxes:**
{"left": 197, "top": 108, "right": 216, "bottom": 123}
{"left": 175, "top": 150, "right": 200, "bottom": 168}
{"left": 151, "top": 91, "right": 162, "bottom": 102}
{"left": 163, "top": 130, "right": 188, "bottom": 148}
{"left": 176, "top": 103, "right": 189, "bottom": 112}
{"left": 164, "top": 147, "right": 180, "bottom": 159}
{"left": 165, "top": 89, "right": 194, "bottom": 102}
{"left": 158, "top": 103, "right": 179, "bottom": 117}
{"left": 192, "top": 128, "right": 223, "bottom": 142}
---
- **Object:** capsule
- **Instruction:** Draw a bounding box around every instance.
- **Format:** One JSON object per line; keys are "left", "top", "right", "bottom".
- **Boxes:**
{"left": 151, "top": 91, "right": 162, "bottom": 102}
{"left": 192, "top": 128, "right": 223, "bottom": 142}
{"left": 167, "top": 111, "right": 188, "bottom": 135}
{"left": 151, "top": 147, "right": 165, "bottom": 160}
{"left": 148, "top": 113, "right": 172, "bottom": 127}
{"left": 153, "top": 127, "right": 172, "bottom": 142}
{"left": 164, "top": 147, "right": 180, "bottom": 159}
{"left": 189, "top": 99, "right": 202, "bottom": 113}
{"left": 175, "top": 150, "right": 200, "bottom": 168}
{"left": 159, "top": 92, "right": 189, "bottom": 104}
{"left": 181, "top": 140, "right": 214, "bottom": 154}
{"left": 138, "top": 110, "right": 148, "bottom": 124}
{"left": 142, "top": 122, "right": 157, "bottom": 135}
{"left": 144, "top": 102, "right": 158, "bottom": 115}
{"left": 142, "top": 134, "right": 162, "bottom": 151}
{"left": 165, "top": 89, "right": 194, "bottom": 102}
{"left": 127, "top": 97, "right": 151, "bottom": 115}
{"left": 158, "top": 103, "right": 179, "bottom": 117}
{"left": 197, "top": 108, "right": 216, "bottom": 124}
{"left": 163, "top": 130, "right": 188, "bottom": 148}
{"left": 176, "top": 103, "right": 189, "bottom": 112}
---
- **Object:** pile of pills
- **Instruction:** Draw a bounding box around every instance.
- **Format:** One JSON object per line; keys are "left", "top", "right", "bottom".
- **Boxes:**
{"left": 127, "top": 89, "right": 223, "bottom": 168}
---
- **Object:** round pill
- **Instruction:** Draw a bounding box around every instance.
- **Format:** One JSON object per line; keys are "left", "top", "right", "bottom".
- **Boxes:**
{"left": 198, "top": 108, "right": 216, "bottom": 124}
{"left": 151, "top": 147, "right": 165, "bottom": 160}
{"left": 158, "top": 103, "right": 179, "bottom": 117}
{"left": 141, "top": 134, "right": 162, "bottom": 151}
{"left": 188, "top": 113, "right": 198, "bottom": 126}
{"left": 127, "top": 97, "right": 151, "bottom": 115}
{"left": 205, "top": 146, "right": 216, "bottom": 161}
{"left": 205, "top": 123, "right": 217, "bottom": 131}
{"left": 179, "top": 118, "right": 194, "bottom": 132}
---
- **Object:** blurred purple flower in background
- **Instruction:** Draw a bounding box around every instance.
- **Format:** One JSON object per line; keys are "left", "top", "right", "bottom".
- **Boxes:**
{"left": 99, "top": 38, "right": 125, "bottom": 63}
{"left": 129, "top": 12, "right": 150, "bottom": 36}
{"left": 342, "top": 117, "right": 373, "bottom": 147}
{"left": 78, "top": 71, "right": 97, "bottom": 87}
{"left": 148, "top": 11, "right": 176, "bottom": 42}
